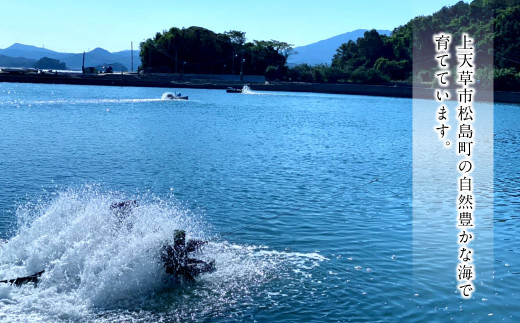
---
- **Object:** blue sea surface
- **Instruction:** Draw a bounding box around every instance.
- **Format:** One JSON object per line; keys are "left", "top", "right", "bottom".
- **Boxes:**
{"left": 0, "top": 83, "right": 518, "bottom": 321}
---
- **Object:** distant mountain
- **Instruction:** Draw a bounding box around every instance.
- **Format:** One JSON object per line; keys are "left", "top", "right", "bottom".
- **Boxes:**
{"left": 0, "top": 43, "right": 59, "bottom": 60}
{"left": 288, "top": 29, "right": 392, "bottom": 66}
{"left": 0, "top": 43, "right": 140, "bottom": 70}
{"left": 0, "top": 54, "right": 37, "bottom": 68}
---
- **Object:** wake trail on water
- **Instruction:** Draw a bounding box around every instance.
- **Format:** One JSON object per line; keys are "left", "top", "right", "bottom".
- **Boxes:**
{"left": 2, "top": 96, "right": 197, "bottom": 106}
{"left": 0, "top": 186, "right": 326, "bottom": 321}
{"left": 240, "top": 86, "right": 338, "bottom": 98}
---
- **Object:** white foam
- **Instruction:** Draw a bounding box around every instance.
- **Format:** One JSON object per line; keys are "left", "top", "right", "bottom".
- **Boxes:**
{"left": 0, "top": 186, "right": 327, "bottom": 320}
{"left": 3, "top": 98, "right": 167, "bottom": 106}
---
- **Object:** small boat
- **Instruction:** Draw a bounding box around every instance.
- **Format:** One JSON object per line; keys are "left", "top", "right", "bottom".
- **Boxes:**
{"left": 226, "top": 87, "right": 242, "bottom": 93}
{"left": 165, "top": 92, "right": 188, "bottom": 100}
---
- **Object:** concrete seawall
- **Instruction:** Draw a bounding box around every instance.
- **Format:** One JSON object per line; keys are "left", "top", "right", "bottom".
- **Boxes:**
{"left": 251, "top": 82, "right": 413, "bottom": 98}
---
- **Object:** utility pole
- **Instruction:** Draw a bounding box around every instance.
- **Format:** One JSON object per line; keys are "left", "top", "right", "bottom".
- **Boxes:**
{"left": 82, "top": 52, "right": 85, "bottom": 73}
{"left": 131, "top": 42, "right": 133, "bottom": 72}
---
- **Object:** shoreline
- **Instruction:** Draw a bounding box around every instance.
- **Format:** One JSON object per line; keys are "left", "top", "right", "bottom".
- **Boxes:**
{"left": 0, "top": 72, "right": 518, "bottom": 103}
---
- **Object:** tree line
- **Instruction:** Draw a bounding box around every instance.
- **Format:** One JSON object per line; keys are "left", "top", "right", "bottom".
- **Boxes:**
{"left": 287, "top": 0, "right": 520, "bottom": 90}
{"left": 140, "top": 0, "right": 520, "bottom": 90}
{"left": 139, "top": 26, "right": 292, "bottom": 78}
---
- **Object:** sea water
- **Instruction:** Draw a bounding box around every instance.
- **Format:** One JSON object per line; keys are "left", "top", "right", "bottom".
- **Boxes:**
{"left": 0, "top": 83, "right": 518, "bottom": 321}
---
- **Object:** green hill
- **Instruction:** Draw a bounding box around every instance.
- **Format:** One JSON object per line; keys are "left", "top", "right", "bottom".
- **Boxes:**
{"left": 287, "top": 0, "right": 520, "bottom": 90}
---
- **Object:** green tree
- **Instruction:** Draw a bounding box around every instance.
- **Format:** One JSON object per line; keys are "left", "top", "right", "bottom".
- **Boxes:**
{"left": 139, "top": 26, "right": 291, "bottom": 76}
{"left": 357, "top": 29, "right": 385, "bottom": 67}
{"left": 494, "top": 6, "right": 520, "bottom": 70}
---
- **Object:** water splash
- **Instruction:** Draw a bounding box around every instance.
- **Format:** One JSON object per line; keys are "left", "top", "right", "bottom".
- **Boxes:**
{"left": 0, "top": 186, "right": 326, "bottom": 321}
{"left": 161, "top": 92, "right": 188, "bottom": 100}
{"left": 241, "top": 85, "right": 252, "bottom": 94}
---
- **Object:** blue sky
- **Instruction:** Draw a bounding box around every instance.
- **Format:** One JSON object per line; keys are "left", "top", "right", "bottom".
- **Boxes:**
{"left": 1, "top": 0, "right": 468, "bottom": 53}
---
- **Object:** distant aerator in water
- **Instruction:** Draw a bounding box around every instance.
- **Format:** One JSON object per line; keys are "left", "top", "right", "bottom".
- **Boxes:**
{"left": 163, "top": 91, "right": 189, "bottom": 100}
